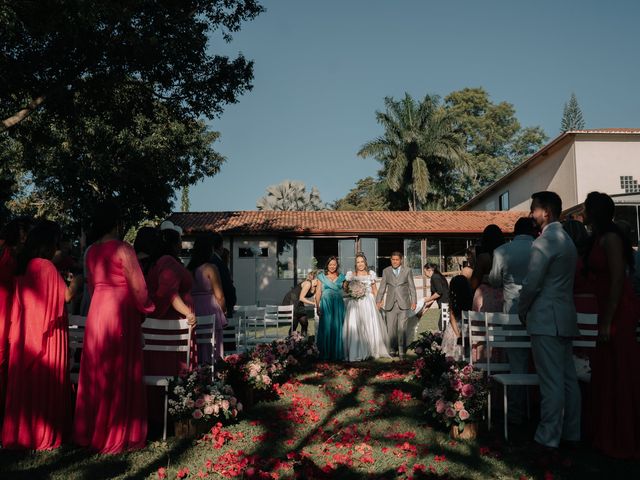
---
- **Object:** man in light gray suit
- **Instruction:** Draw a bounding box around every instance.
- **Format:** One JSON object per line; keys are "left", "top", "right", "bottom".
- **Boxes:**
{"left": 518, "top": 191, "right": 580, "bottom": 450}
{"left": 376, "top": 251, "right": 417, "bottom": 359}
{"left": 489, "top": 216, "right": 536, "bottom": 425}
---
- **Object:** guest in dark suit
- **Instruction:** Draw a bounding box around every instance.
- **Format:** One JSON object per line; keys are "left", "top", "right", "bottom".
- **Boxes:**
{"left": 210, "top": 232, "right": 236, "bottom": 317}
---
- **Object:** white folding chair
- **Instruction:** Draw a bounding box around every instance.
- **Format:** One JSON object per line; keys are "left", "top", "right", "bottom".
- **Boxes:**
{"left": 68, "top": 315, "right": 87, "bottom": 384}
{"left": 142, "top": 317, "right": 192, "bottom": 441}
{"left": 194, "top": 314, "right": 216, "bottom": 373}
{"left": 441, "top": 303, "right": 450, "bottom": 331}
{"left": 484, "top": 312, "right": 537, "bottom": 440}
{"left": 573, "top": 313, "right": 598, "bottom": 382}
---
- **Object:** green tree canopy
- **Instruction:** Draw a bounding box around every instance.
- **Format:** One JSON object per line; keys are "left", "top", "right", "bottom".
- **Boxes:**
{"left": 333, "top": 177, "right": 392, "bottom": 211}
{"left": 561, "top": 93, "right": 586, "bottom": 131}
{"left": 1, "top": 0, "right": 263, "bottom": 230}
{"left": 358, "top": 93, "right": 469, "bottom": 211}
{"left": 257, "top": 180, "right": 326, "bottom": 211}
{"left": 443, "top": 87, "right": 547, "bottom": 203}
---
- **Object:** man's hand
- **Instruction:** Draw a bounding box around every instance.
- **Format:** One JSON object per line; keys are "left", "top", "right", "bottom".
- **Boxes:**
{"left": 598, "top": 323, "right": 611, "bottom": 342}
{"left": 411, "top": 303, "right": 416, "bottom": 311}
{"left": 518, "top": 313, "right": 527, "bottom": 326}
{"left": 376, "top": 301, "right": 384, "bottom": 310}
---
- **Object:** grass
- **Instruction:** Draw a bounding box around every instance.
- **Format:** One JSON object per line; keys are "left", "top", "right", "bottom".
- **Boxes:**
{"left": 2, "top": 311, "right": 637, "bottom": 479}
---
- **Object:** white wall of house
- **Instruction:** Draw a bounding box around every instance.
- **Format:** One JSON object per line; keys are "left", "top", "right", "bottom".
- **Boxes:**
{"left": 232, "top": 237, "right": 294, "bottom": 307}
{"left": 470, "top": 141, "right": 577, "bottom": 212}
{"left": 575, "top": 135, "right": 640, "bottom": 204}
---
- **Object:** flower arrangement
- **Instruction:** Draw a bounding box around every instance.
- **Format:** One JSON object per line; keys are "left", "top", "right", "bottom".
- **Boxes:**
{"left": 422, "top": 362, "right": 489, "bottom": 433}
{"left": 346, "top": 279, "right": 366, "bottom": 300}
{"left": 167, "top": 365, "right": 241, "bottom": 423}
{"left": 406, "top": 331, "right": 449, "bottom": 386}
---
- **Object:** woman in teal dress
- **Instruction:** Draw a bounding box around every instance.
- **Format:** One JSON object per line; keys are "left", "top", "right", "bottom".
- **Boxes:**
{"left": 315, "top": 257, "right": 346, "bottom": 361}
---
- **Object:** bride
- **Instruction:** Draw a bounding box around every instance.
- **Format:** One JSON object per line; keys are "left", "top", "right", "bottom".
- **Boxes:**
{"left": 343, "top": 253, "right": 390, "bottom": 361}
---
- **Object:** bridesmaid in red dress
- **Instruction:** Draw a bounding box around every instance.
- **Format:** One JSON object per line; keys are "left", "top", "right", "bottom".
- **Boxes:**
{"left": 2, "top": 221, "right": 71, "bottom": 450}
{"left": 73, "top": 203, "right": 155, "bottom": 454}
{"left": 583, "top": 192, "right": 640, "bottom": 459}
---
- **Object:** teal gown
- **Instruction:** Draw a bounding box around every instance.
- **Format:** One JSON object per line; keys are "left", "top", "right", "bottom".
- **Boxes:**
{"left": 316, "top": 272, "right": 346, "bottom": 361}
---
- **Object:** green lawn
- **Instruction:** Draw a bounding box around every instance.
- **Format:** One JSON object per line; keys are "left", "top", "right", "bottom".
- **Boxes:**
{"left": 2, "top": 310, "right": 637, "bottom": 479}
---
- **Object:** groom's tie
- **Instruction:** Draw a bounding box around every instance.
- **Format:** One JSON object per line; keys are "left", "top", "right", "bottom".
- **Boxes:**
{"left": 393, "top": 267, "right": 399, "bottom": 277}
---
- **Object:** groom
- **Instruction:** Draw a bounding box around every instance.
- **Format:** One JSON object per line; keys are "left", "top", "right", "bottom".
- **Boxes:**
{"left": 376, "top": 251, "right": 416, "bottom": 359}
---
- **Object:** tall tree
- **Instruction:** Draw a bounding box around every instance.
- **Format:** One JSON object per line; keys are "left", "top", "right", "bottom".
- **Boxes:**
{"left": 358, "top": 93, "right": 469, "bottom": 211}
{"left": 443, "top": 88, "right": 547, "bottom": 202}
{"left": 256, "top": 180, "right": 326, "bottom": 211}
{"left": 561, "top": 93, "right": 586, "bottom": 131}
{"left": 181, "top": 186, "right": 191, "bottom": 212}
{"left": 333, "top": 177, "right": 390, "bottom": 211}
{"left": 1, "top": 0, "right": 263, "bottom": 229}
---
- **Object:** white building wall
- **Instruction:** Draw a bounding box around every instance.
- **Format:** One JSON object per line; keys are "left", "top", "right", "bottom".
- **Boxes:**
{"left": 574, "top": 135, "right": 640, "bottom": 205}
{"left": 232, "top": 237, "right": 295, "bottom": 307}
{"left": 469, "top": 141, "right": 577, "bottom": 212}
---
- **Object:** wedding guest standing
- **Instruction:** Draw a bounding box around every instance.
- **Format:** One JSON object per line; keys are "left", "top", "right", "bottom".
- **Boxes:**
{"left": 2, "top": 221, "right": 70, "bottom": 450}
{"left": 518, "top": 191, "right": 581, "bottom": 451}
{"left": 210, "top": 232, "right": 236, "bottom": 317}
{"left": 582, "top": 192, "right": 640, "bottom": 459}
{"left": 0, "top": 216, "right": 31, "bottom": 424}
{"left": 422, "top": 263, "right": 449, "bottom": 330}
{"left": 471, "top": 225, "right": 505, "bottom": 312}
{"left": 488, "top": 216, "right": 536, "bottom": 425}
{"left": 281, "top": 271, "right": 318, "bottom": 337}
{"left": 73, "top": 203, "right": 155, "bottom": 453}
{"left": 146, "top": 226, "right": 196, "bottom": 370}
{"left": 134, "top": 226, "right": 159, "bottom": 275}
{"left": 315, "top": 257, "right": 346, "bottom": 361}
{"left": 187, "top": 233, "right": 227, "bottom": 363}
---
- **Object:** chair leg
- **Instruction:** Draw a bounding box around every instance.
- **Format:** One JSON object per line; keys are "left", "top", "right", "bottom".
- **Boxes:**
{"left": 488, "top": 390, "right": 492, "bottom": 431}
{"left": 163, "top": 385, "right": 168, "bottom": 441}
{"left": 503, "top": 384, "right": 508, "bottom": 441}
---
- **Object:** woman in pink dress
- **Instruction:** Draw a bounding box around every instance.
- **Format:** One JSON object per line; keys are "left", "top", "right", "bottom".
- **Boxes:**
{"left": 145, "top": 227, "right": 196, "bottom": 375}
{"left": 73, "top": 204, "right": 155, "bottom": 453}
{"left": 187, "top": 233, "right": 227, "bottom": 364}
{"left": 0, "top": 217, "right": 31, "bottom": 423}
{"left": 2, "top": 221, "right": 71, "bottom": 450}
{"left": 583, "top": 192, "right": 640, "bottom": 459}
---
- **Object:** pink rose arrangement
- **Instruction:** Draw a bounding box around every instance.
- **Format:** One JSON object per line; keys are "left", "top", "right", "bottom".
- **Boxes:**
{"left": 420, "top": 361, "right": 488, "bottom": 434}
{"left": 167, "top": 366, "right": 240, "bottom": 423}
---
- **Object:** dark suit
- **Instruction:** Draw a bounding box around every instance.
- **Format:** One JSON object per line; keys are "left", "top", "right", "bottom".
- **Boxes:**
{"left": 211, "top": 253, "right": 236, "bottom": 317}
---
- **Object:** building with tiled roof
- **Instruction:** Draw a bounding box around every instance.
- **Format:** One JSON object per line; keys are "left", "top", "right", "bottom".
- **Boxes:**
{"left": 168, "top": 209, "right": 525, "bottom": 306}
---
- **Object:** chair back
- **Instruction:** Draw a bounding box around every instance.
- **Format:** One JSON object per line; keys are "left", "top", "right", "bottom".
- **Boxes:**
{"left": 194, "top": 315, "right": 216, "bottom": 366}
{"left": 484, "top": 312, "right": 529, "bottom": 377}
{"left": 441, "top": 303, "right": 450, "bottom": 330}
{"left": 68, "top": 315, "right": 87, "bottom": 379}
{"left": 573, "top": 313, "right": 598, "bottom": 348}
{"left": 142, "top": 317, "right": 192, "bottom": 370}
{"left": 463, "top": 310, "right": 487, "bottom": 366}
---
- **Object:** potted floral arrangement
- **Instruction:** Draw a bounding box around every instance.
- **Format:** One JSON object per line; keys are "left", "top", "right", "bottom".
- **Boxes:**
{"left": 422, "top": 362, "right": 489, "bottom": 440}
{"left": 272, "top": 332, "right": 319, "bottom": 371}
{"left": 406, "top": 331, "right": 449, "bottom": 386}
{"left": 167, "top": 365, "right": 241, "bottom": 438}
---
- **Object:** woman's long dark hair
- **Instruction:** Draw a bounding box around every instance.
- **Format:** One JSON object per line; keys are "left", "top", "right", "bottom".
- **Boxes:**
{"left": 187, "top": 233, "right": 215, "bottom": 273}
{"left": 477, "top": 224, "right": 505, "bottom": 256}
{"left": 16, "top": 220, "right": 62, "bottom": 275}
{"left": 583, "top": 191, "right": 635, "bottom": 274}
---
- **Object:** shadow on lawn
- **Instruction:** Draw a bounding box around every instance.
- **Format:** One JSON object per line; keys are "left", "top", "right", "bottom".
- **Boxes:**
{"left": 0, "top": 437, "right": 194, "bottom": 480}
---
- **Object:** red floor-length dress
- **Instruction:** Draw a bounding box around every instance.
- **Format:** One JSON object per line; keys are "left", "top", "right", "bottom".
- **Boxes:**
{"left": 2, "top": 258, "right": 70, "bottom": 450}
{"left": 0, "top": 246, "right": 16, "bottom": 422}
{"left": 73, "top": 240, "right": 154, "bottom": 454}
{"left": 588, "top": 240, "right": 640, "bottom": 458}
{"left": 145, "top": 255, "right": 196, "bottom": 376}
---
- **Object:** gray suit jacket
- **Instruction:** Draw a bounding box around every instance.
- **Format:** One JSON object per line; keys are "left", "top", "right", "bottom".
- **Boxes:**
{"left": 375, "top": 265, "right": 417, "bottom": 311}
{"left": 488, "top": 235, "right": 534, "bottom": 314}
{"left": 518, "top": 222, "right": 579, "bottom": 337}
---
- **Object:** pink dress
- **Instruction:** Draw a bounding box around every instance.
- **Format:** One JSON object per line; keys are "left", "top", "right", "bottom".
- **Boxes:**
{"left": 144, "top": 255, "right": 195, "bottom": 375}
{"left": 2, "top": 258, "right": 70, "bottom": 450}
{"left": 0, "top": 246, "right": 16, "bottom": 422}
{"left": 73, "top": 240, "right": 154, "bottom": 453}
{"left": 192, "top": 265, "right": 227, "bottom": 363}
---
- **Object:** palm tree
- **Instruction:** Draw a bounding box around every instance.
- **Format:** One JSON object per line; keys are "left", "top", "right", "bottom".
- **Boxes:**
{"left": 358, "top": 93, "right": 469, "bottom": 211}
{"left": 256, "top": 180, "right": 326, "bottom": 211}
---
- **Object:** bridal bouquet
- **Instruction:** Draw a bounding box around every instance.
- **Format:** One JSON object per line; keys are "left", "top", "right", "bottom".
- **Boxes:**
{"left": 346, "top": 279, "right": 366, "bottom": 300}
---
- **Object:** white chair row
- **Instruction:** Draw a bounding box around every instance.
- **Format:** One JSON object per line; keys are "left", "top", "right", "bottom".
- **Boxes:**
{"left": 68, "top": 314, "right": 216, "bottom": 441}
{"left": 460, "top": 310, "right": 598, "bottom": 441}
{"left": 233, "top": 304, "right": 296, "bottom": 347}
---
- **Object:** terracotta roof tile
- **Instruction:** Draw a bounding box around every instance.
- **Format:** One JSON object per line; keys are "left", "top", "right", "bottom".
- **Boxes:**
{"left": 168, "top": 210, "right": 526, "bottom": 236}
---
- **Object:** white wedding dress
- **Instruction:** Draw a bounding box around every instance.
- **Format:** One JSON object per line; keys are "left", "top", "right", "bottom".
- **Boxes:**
{"left": 343, "top": 270, "right": 390, "bottom": 361}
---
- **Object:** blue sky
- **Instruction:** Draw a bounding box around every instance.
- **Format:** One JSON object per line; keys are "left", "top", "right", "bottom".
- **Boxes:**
{"left": 188, "top": 0, "right": 640, "bottom": 212}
